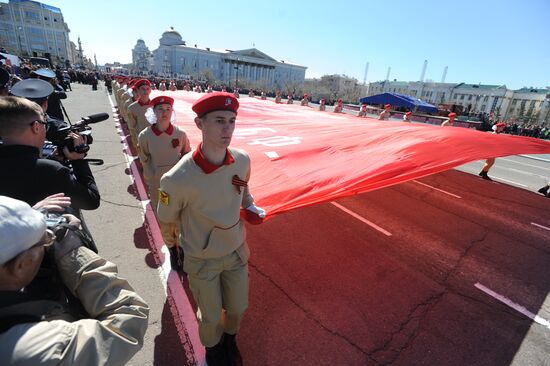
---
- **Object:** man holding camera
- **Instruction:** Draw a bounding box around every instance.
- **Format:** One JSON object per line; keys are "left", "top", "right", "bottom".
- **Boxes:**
{"left": 0, "top": 195, "right": 149, "bottom": 365}
{"left": 0, "top": 95, "right": 100, "bottom": 212}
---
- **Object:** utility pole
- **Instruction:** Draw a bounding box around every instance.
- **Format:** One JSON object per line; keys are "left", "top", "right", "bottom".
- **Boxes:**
{"left": 441, "top": 66, "right": 448, "bottom": 83}
{"left": 420, "top": 60, "right": 427, "bottom": 82}
{"left": 362, "top": 61, "right": 369, "bottom": 85}
{"left": 77, "top": 36, "right": 84, "bottom": 69}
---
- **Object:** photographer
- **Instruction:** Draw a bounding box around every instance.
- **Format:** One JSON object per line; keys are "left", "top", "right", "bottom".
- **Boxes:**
{"left": 0, "top": 196, "right": 149, "bottom": 365}
{"left": 32, "top": 68, "right": 67, "bottom": 121}
{"left": 0, "top": 94, "right": 100, "bottom": 212}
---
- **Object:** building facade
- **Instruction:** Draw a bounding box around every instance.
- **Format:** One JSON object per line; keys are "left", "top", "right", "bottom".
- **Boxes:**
{"left": 0, "top": 0, "right": 71, "bottom": 65}
{"left": 367, "top": 80, "right": 549, "bottom": 125}
{"left": 132, "top": 38, "right": 152, "bottom": 74}
{"left": 150, "top": 27, "right": 306, "bottom": 89}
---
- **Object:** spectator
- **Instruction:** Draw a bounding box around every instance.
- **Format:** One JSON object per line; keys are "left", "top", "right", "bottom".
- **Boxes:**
{"left": 0, "top": 196, "right": 149, "bottom": 365}
{"left": 0, "top": 96, "right": 100, "bottom": 212}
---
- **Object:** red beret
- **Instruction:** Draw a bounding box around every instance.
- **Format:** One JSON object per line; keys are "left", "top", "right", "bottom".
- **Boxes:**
{"left": 496, "top": 122, "right": 506, "bottom": 127}
{"left": 192, "top": 92, "right": 239, "bottom": 118}
{"left": 384, "top": 104, "right": 391, "bottom": 108}
{"left": 132, "top": 79, "right": 151, "bottom": 90}
{"left": 361, "top": 103, "right": 367, "bottom": 106}
{"left": 338, "top": 98, "right": 343, "bottom": 103}
{"left": 448, "top": 112, "right": 457, "bottom": 117}
{"left": 405, "top": 111, "right": 412, "bottom": 116}
{"left": 151, "top": 96, "right": 174, "bottom": 108}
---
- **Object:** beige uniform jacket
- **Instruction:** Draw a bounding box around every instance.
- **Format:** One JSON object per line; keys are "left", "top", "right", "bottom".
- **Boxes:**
{"left": 138, "top": 125, "right": 190, "bottom": 208}
{"left": 157, "top": 148, "right": 254, "bottom": 254}
{"left": 0, "top": 246, "right": 149, "bottom": 366}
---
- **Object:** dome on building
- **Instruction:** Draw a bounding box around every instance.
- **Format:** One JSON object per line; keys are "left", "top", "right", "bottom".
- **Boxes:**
{"left": 159, "top": 27, "right": 185, "bottom": 46}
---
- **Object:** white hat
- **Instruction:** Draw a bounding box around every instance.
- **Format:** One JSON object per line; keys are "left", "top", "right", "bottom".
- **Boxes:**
{"left": 0, "top": 196, "right": 46, "bottom": 265}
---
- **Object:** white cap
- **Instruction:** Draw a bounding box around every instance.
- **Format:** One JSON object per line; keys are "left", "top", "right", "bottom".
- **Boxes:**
{"left": 0, "top": 196, "right": 46, "bottom": 265}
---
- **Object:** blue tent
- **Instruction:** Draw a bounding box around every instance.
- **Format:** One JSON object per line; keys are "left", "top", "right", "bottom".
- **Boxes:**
{"left": 360, "top": 92, "right": 438, "bottom": 114}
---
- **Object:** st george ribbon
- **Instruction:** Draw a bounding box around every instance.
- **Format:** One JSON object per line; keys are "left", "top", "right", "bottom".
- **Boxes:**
{"left": 155, "top": 91, "right": 550, "bottom": 219}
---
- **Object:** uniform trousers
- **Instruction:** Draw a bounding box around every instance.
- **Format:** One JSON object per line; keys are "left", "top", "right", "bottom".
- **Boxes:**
{"left": 184, "top": 248, "right": 249, "bottom": 347}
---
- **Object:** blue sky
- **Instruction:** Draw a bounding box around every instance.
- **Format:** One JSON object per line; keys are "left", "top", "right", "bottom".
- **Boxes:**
{"left": 34, "top": 0, "right": 549, "bottom": 89}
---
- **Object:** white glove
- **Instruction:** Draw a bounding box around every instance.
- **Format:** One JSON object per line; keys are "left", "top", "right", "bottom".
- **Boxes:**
{"left": 246, "top": 204, "right": 266, "bottom": 218}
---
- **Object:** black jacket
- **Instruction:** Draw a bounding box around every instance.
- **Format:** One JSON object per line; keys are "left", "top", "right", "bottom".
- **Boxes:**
{"left": 0, "top": 144, "right": 100, "bottom": 210}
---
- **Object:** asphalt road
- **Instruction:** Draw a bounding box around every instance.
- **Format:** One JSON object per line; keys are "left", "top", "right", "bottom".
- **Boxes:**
{"left": 61, "top": 84, "right": 550, "bottom": 366}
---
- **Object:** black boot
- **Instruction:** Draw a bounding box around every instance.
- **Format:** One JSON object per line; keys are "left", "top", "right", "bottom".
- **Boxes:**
{"left": 537, "top": 185, "right": 549, "bottom": 195}
{"left": 478, "top": 171, "right": 492, "bottom": 181}
{"left": 205, "top": 338, "right": 228, "bottom": 366}
{"left": 223, "top": 333, "right": 243, "bottom": 366}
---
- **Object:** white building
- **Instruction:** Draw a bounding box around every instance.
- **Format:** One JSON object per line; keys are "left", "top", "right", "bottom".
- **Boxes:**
{"left": 150, "top": 27, "right": 306, "bottom": 89}
{"left": 0, "top": 0, "right": 71, "bottom": 66}
{"left": 367, "top": 80, "right": 548, "bottom": 124}
{"left": 132, "top": 38, "right": 152, "bottom": 74}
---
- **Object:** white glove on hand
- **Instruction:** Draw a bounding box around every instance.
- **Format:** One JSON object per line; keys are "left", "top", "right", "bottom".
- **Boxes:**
{"left": 246, "top": 204, "right": 266, "bottom": 218}
{"left": 243, "top": 204, "right": 267, "bottom": 224}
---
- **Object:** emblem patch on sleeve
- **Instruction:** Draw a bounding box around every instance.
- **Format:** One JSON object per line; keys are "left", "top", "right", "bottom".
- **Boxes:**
{"left": 159, "top": 190, "right": 170, "bottom": 205}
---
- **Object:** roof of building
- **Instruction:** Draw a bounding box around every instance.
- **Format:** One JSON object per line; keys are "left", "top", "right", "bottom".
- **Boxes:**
{"left": 513, "top": 87, "right": 548, "bottom": 94}
{"left": 163, "top": 27, "right": 181, "bottom": 38}
{"left": 455, "top": 83, "right": 503, "bottom": 90}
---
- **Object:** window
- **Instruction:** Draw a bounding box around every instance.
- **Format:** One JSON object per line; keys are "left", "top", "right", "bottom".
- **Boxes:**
{"left": 511, "top": 99, "right": 517, "bottom": 106}
{"left": 481, "top": 105, "right": 486, "bottom": 111}
{"left": 484, "top": 96, "right": 489, "bottom": 102}
{"left": 25, "top": 11, "right": 40, "bottom": 20}
{"left": 460, "top": 95, "right": 465, "bottom": 100}
{"left": 468, "top": 95, "right": 472, "bottom": 101}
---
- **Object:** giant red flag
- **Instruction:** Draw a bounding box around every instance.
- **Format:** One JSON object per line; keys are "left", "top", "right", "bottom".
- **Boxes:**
{"left": 155, "top": 91, "right": 550, "bottom": 218}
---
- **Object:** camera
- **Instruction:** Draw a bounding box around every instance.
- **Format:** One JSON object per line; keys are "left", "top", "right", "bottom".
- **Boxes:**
{"left": 44, "top": 212, "right": 69, "bottom": 241}
{"left": 46, "top": 113, "right": 109, "bottom": 156}
{"left": 42, "top": 211, "right": 98, "bottom": 253}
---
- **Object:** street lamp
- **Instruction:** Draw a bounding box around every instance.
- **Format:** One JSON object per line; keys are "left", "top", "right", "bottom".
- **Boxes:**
{"left": 234, "top": 58, "right": 240, "bottom": 88}
{"left": 16, "top": 26, "right": 23, "bottom": 56}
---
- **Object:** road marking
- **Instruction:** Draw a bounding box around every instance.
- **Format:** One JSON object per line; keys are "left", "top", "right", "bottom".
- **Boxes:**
{"left": 265, "top": 151, "right": 279, "bottom": 159}
{"left": 500, "top": 158, "right": 550, "bottom": 172}
{"left": 519, "top": 155, "right": 550, "bottom": 163}
{"left": 107, "top": 94, "right": 203, "bottom": 365}
{"left": 330, "top": 202, "right": 392, "bottom": 236}
{"left": 493, "top": 177, "right": 528, "bottom": 188}
{"left": 475, "top": 283, "right": 550, "bottom": 330}
{"left": 500, "top": 167, "right": 549, "bottom": 179}
{"left": 412, "top": 180, "right": 462, "bottom": 198}
{"left": 531, "top": 222, "right": 550, "bottom": 231}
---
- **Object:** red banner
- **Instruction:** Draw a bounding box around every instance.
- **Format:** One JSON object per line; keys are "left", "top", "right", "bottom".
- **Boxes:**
{"left": 155, "top": 91, "right": 550, "bottom": 218}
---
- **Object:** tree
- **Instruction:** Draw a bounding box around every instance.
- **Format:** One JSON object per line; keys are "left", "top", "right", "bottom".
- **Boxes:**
{"left": 199, "top": 68, "right": 216, "bottom": 83}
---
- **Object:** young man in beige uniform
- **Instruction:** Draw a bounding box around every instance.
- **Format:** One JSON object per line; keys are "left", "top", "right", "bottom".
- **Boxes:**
{"left": 300, "top": 93, "right": 309, "bottom": 106}
{"left": 274, "top": 90, "right": 282, "bottom": 103}
{"left": 319, "top": 98, "right": 326, "bottom": 111}
{"left": 127, "top": 79, "right": 153, "bottom": 150}
{"left": 358, "top": 103, "right": 367, "bottom": 117}
{"left": 478, "top": 122, "right": 506, "bottom": 180}
{"left": 138, "top": 95, "right": 191, "bottom": 210}
{"left": 378, "top": 104, "right": 391, "bottom": 120}
{"left": 333, "top": 98, "right": 343, "bottom": 113}
{"left": 157, "top": 92, "right": 266, "bottom": 366}
{"left": 440, "top": 112, "right": 457, "bottom": 127}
